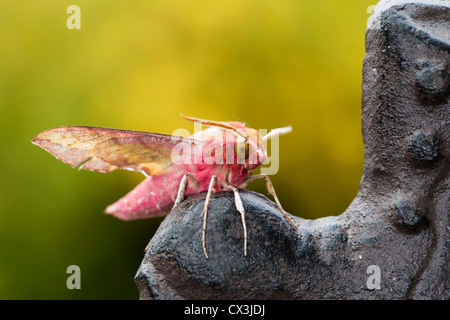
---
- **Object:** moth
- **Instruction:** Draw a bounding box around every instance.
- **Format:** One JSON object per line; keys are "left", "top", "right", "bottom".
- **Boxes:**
{"left": 32, "top": 115, "right": 297, "bottom": 258}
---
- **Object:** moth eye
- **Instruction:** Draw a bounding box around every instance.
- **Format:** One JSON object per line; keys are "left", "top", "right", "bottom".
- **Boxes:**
{"left": 235, "top": 142, "right": 249, "bottom": 161}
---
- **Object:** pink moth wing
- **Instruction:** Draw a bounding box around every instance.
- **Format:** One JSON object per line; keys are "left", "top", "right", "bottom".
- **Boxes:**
{"left": 31, "top": 126, "right": 202, "bottom": 177}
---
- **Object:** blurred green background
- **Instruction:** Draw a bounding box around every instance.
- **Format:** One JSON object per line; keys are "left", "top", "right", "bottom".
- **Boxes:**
{"left": 0, "top": 0, "right": 377, "bottom": 299}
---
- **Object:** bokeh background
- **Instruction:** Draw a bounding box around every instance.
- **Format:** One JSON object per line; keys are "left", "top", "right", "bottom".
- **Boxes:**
{"left": 0, "top": 0, "right": 377, "bottom": 299}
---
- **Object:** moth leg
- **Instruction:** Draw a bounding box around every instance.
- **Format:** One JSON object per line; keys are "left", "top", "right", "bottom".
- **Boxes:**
{"left": 202, "top": 175, "right": 218, "bottom": 259}
{"left": 223, "top": 182, "right": 247, "bottom": 257}
{"left": 172, "top": 173, "right": 199, "bottom": 210}
{"left": 240, "top": 174, "right": 298, "bottom": 230}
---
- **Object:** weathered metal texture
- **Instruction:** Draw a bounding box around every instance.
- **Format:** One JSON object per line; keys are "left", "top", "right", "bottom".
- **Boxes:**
{"left": 135, "top": 0, "right": 449, "bottom": 299}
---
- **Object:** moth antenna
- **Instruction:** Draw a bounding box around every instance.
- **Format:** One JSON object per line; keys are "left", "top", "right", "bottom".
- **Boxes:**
{"left": 180, "top": 114, "right": 248, "bottom": 141}
{"left": 262, "top": 126, "right": 293, "bottom": 141}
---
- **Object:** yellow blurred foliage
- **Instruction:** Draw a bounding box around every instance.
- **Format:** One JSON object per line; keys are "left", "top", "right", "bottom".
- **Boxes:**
{"left": 0, "top": 0, "right": 376, "bottom": 299}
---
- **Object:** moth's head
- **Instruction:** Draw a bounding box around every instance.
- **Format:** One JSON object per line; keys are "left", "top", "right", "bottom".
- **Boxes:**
{"left": 235, "top": 126, "right": 293, "bottom": 170}
{"left": 181, "top": 114, "right": 292, "bottom": 170}
{"left": 232, "top": 127, "right": 264, "bottom": 170}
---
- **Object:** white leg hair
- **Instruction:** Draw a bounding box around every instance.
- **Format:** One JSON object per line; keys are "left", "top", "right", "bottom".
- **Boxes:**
{"left": 169, "top": 172, "right": 297, "bottom": 259}
{"left": 172, "top": 173, "right": 199, "bottom": 210}
{"left": 201, "top": 175, "right": 218, "bottom": 259}
{"left": 223, "top": 182, "right": 247, "bottom": 257}
{"left": 172, "top": 172, "right": 215, "bottom": 259}
{"left": 240, "top": 174, "right": 298, "bottom": 230}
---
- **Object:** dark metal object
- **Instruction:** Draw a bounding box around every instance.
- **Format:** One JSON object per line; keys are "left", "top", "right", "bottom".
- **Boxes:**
{"left": 135, "top": 0, "right": 449, "bottom": 299}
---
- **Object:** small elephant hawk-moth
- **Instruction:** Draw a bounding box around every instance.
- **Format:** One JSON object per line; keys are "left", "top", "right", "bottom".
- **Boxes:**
{"left": 32, "top": 114, "right": 297, "bottom": 259}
